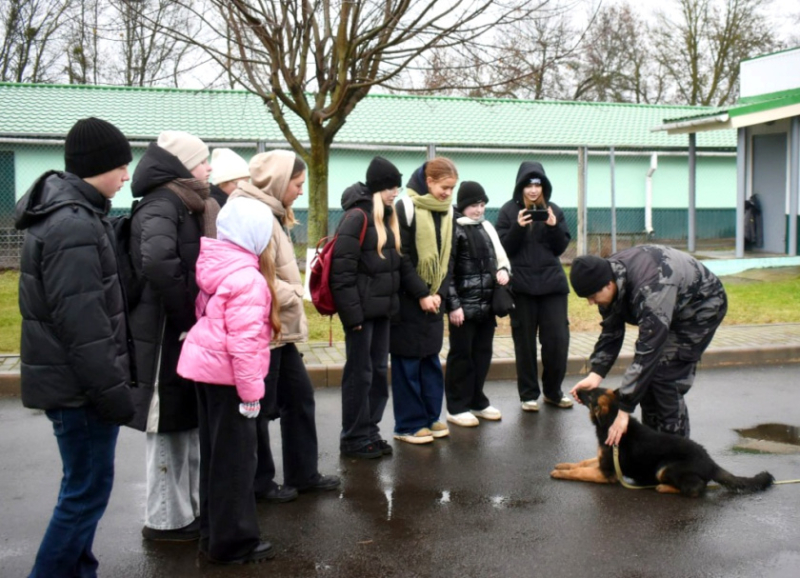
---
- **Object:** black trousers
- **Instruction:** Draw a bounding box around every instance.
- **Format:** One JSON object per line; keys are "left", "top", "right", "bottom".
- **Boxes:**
{"left": 196, "top": 383, "right": 260, "bottom": 562}
{"left": 340, "top": 317, "right": 390, "bottom": 452}
{"left": 639, "top": 296, "right": 727, "bottom": 438}
{"left": 255, "top": 343, "right": 319, "bottom": 492}
{"left": 444, "top": 316, "right": 494, "bottom": 415}
{"left": 510, "top": 292, "right": 570, "bottom": 402}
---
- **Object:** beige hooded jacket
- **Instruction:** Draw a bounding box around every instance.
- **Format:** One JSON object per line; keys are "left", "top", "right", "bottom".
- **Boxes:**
{"left": 229, "top": 150, "right": 308, "bottom": 346}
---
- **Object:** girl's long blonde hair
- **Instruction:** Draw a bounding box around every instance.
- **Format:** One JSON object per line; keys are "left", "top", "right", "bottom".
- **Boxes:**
{"left": 259, "top": 240, "right": 282, "bottom": 339}
{"left": 372, "top": 192, "right": 401, "bottom": 258}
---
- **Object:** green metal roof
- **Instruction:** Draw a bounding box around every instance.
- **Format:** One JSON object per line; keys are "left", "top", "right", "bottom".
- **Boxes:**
{"left": 0, "top": 82, "right": 736, "bottom": 149}
{"left": 660, "top": 87, "right": 800, "bottom": 128}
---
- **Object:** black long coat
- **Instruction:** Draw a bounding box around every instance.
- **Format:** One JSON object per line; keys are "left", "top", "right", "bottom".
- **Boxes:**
{"left": 389, "top": 167, "right": 454, "bottom": 358}
{"left": 127, "top": 143, "right": 203, "bottom": 433}
{"left": 495, "top": 161, "right": 571, "bottom": 297}
{"left": 330, "top": 183, "right": 417, "bottom": 329}
{"left": 15, "top": 171, "right": 134, "bottom": 424}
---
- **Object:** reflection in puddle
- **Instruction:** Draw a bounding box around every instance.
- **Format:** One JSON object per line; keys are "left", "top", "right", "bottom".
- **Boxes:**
{"left": 431, "top": 491, "right": 533, "bottom": 509}
{"left": 736, "top": 423, "right": 800, "bottom": 445}
{"left": 384, "top": 489, "right": 393, "bottom": 521}
{"left": 490, "top": 495, "right": 507, "bottom": 508}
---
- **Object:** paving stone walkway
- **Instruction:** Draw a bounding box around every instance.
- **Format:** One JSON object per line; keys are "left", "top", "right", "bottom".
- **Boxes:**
{"left": 3, "top": 323, "right": 799, "bottom": 391}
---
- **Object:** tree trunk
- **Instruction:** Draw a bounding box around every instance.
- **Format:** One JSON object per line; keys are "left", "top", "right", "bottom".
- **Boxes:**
{"left": 306, "top": 130, "right": 330, "bottom": 246}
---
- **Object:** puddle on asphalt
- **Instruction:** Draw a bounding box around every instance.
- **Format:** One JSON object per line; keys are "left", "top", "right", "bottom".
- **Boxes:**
{"left": 433, "top": 490, "right": 537, "bottom": 510}
{"left": 734, "top": 423, "right": 800, "bottom": 454}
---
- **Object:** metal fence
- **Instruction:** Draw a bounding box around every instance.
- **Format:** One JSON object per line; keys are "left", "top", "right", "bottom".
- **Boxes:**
{"left": 0, "top": 139, "right": 737, "bottom": 269}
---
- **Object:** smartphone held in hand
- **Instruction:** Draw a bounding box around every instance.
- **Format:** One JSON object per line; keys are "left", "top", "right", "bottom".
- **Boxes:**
{"left": 525, "top": 207, "right": 549, "bottom": 221}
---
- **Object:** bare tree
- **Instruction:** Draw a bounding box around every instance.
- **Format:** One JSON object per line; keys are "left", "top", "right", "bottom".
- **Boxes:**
{"left": 412, "top": 1, "right": 584, "bottom": 101}
{"left": 0, "top": 0, "right": 72, "bottom": 83}
{"left": 65, "top": 0, "right": 102, "bottom": 84}
{"left": 103, "top": 0, "right": 201, "bottom": 87}
{"left": 149, "top": 0, "right": 544, "bottom": 243}
{"left": 653, "top": 0, "right": 780, "bottom": 106}
{"left": 570, "top": 2, "right": 665, "bottom": 104}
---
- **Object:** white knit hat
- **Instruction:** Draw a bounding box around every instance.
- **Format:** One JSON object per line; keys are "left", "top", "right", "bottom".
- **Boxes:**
{"left": 217, "top": 197, "right": 274, "bottom": 256}
{"left": 157, "top": 130, "right": 209, "bottom": 171}
{"left": 210, "top": 148, "right": 250, "bottom": 185}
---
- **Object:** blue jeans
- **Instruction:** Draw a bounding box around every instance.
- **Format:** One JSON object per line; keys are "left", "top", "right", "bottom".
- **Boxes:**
{"left": 30, "top": 407, "right": 119, "bottom": 578}
{"left": 390, "top": 354, "right": 444, "bottom": 434}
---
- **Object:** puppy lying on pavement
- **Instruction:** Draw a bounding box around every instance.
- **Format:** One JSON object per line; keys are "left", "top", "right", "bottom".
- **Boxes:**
{"left": 551, "top": 388, "right": 774, "bottom": 497}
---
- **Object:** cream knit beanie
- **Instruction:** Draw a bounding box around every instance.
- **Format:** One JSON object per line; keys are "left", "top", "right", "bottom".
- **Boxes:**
{"left": 157, "top": 130, "right": 209, "bottom": 171}
{"left": 210, "top": 148, "right": 250, "bottom": 185}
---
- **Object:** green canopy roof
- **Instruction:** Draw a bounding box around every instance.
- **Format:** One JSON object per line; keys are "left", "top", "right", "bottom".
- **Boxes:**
{"left": 658, "top": 87, "right": 800, "bottom": 134}
{"left": 0, "top": 82, "right": 736, "bottom": 149}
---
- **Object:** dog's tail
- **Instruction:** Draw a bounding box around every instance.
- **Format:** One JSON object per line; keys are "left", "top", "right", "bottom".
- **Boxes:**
{"left": 712, "top": 467, "right": 774, "bottom": 493}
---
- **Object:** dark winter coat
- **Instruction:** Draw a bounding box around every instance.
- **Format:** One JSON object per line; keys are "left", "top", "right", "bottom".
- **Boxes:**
{"left": 589, "top": 245, "right": 727, "bottom": 413}
{"left": 495, "top": 161, "right": 571, "bottom": 296}
{"left": 389, "top": 166, "right": 454, "bottom": 358}
{"left": 15, "top": 171, "right": 134, "bottom": 424}
{"left": 446, "top": 213, "right": 503, "bottom": 322}
{"left": 210, "top": 184, "right": 228, "bottom": 208}
{"left": 127, "top": 143, "right": 203, "bottom": 433}
{"left": 330, "top": 183, "right": 417, "bottom": 329}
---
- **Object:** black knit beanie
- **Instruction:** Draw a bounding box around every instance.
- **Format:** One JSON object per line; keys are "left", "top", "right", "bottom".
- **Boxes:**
{"left": 456, "top": 181, "right": 489, "bottom": 212}
{"left": 570, "top": 255, "right": 614, "bottom": 297}
{"left": 65, "top": 117, "right": 132, "bottom": 178}
{"left": 366, "top": 156, "right": 402, "bottom": 193}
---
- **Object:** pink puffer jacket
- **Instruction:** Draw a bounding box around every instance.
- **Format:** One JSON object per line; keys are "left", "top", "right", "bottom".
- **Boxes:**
{"left": 177, "top": 237, "right": 272, "bottom": 402}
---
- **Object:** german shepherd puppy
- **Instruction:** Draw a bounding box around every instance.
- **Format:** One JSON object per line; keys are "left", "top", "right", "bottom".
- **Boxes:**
{"left": 551, "top": 388, "right": 774, "bottom": 497}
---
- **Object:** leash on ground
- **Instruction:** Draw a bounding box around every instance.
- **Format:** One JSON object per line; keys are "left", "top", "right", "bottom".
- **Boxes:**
{"left": 612, "top": 445, "right": 800, "bottom": 490}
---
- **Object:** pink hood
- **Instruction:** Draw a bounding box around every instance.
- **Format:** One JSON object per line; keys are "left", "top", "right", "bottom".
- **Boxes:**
{"left": 177, "top": 237, "right": 272, "bottom": 402}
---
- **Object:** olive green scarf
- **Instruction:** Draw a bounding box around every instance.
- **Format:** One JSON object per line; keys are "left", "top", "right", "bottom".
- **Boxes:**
{"left": 408, "top": 189, "right": 453, "bottom": 295}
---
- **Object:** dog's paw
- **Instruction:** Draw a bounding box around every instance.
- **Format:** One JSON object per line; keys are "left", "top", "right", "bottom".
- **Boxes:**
{"left": 553, "top": 462, "right": 576, "bottom": 470}
{"left": 655, "top": 484, "right": 681, "bottom": 494}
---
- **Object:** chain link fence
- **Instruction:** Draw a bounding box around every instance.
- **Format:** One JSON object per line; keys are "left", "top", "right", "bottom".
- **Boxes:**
{"left": 0, "top": 139, "right": 736, "bottom": 269}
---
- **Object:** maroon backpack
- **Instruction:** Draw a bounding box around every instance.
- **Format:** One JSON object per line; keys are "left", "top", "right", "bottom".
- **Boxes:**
{"left": 309, "top": 209, "right": 368, "bottom": 316}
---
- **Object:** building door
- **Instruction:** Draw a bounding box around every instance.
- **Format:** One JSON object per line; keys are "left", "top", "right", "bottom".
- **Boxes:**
{"left": 752, "top": 133, "right": 787, "bottom": 254}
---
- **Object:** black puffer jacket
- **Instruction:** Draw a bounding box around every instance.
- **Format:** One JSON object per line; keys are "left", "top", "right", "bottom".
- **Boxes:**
{"left": 495, "top": 161, "right": 570, "bottom": 296}
{"left": 330, "top": 183, "right": 416, "bottom": 329}
{"left": 15, "top": 171, "right": 134, "bottom": 424}
{"left": 210, "top": 184, "right": 228, "bottom": 208}
{"left": 127, "top": 143, "right": 203, "bottom": 433}
{"left": 389, "top": 166, "right": 454, "bottom": 358}
{"left": 446, "top": 213, "right": 501, "bottom": 322}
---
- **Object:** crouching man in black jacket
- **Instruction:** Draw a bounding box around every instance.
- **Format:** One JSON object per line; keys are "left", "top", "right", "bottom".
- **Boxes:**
{"left": 569, "top": 246, "right": 727, "bottom": 445}
{"left": 15, "top": 117, "right": 136, "bottom": 578}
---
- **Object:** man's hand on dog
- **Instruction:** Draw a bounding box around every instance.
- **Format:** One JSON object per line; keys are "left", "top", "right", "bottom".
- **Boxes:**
{"left": 571, "top": 373, "right": 630, "bottom": 446}
{"left": 570, "top": 372, "right": 603, "bottom": 402}
{"left": 606, "top": 411, "right": 629, "bottom": 446}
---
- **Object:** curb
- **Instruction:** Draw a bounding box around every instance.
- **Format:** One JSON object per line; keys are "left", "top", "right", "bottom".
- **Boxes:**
{"left": 4, "top": 346, "right": 800, "bottom": 396}
{"left": 306, "top": 345, "right": 800, "bottom": 388}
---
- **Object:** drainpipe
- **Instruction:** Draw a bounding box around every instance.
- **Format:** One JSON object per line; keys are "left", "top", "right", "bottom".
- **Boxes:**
{"left": 645, "top": 154, "right": 657, "bottom": 235}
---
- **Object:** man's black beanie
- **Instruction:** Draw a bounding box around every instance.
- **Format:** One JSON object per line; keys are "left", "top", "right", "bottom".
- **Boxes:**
{"left": 570, "top": 255, "right": 614, "bottom": 297}
{"left": 366, "top": 156, "right": 402, "bottom": 193}
{"left": 456, "top": 181, "right": 489, "bottom": 212}
{"left": 65, "top": 117, "right": 133, "bottom": 178}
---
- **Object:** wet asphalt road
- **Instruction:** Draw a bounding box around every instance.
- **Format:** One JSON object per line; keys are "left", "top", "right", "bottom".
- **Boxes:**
{"left": 2, "top": 365, "right": 800, "bottom": 578}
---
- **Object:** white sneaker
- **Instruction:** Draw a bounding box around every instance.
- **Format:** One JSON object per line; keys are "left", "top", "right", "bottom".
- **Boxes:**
{"left": 429, "top": 420, "right": 450, "bottom": 438}
{"left": 521, "top": 400, "right": 540, "bottom": 412}
{"left": 447, "top": 411, "right": 480, "bottom": 427}
{"left": 393, "top": 428, "right": 434, "bottom": 444}
{"left": 544, "top": 395, "right": 574, "bottom": 409}
{"left": 471, "top": 406, "right": 502, "bottom": 421}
